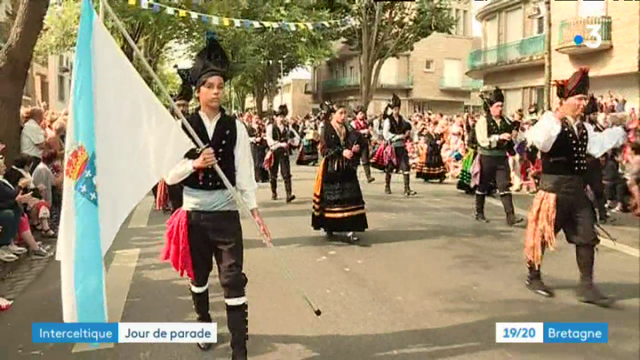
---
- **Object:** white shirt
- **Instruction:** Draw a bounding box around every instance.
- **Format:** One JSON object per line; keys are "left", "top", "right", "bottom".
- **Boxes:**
{"left": 265, "top": 123, "right": 300, "bottom": 150}
{"left": 165, "top": 111, "right": 258, "bottom": 211}
{"left": 525, "top": 111, "right": 627, "bottom": 159}
{"left": 20, "top": 119, "right": 45, "bottom": 158}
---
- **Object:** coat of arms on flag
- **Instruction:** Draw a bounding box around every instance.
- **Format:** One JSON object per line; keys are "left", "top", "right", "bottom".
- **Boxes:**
{"left": 65, "top": 144, "right": 98, "bottom": 205}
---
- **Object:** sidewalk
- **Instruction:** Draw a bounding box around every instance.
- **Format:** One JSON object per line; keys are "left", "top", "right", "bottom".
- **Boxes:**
{"left": 0, "top": 234, "right": 57, "bottom": 307}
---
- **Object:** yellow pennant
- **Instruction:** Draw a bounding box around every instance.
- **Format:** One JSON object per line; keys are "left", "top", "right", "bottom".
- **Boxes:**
{"left": 223, "top": 18, "right": 230, "bottom": 27}
{"left": 128, "top": 0, "right": 136, "bottom": 5}
{"left": 179, "top": 10, "right": 187, "bottom": 17}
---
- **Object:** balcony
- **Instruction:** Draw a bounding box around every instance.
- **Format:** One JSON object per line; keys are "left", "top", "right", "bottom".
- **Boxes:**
{"left": 557, "top": 16, "right": 612, "bottom": 55}
{"left": 439, "top": 77, "right": 483, "bottom": 91}
{"left": 322, "top": 77, "right": 413, "bottom": 92}
{"left": 467, "top": 35, "right": 545, "bottom": 76}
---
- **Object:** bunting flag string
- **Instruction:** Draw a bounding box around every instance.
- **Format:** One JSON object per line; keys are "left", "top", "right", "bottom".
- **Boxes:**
{"left": 127, "top": 0, "right": 355, "bottom": 31}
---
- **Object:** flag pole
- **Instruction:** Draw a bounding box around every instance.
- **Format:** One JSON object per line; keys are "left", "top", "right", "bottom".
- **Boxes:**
{"left": 98, "top": 0, "right": 268, "bottom": 244}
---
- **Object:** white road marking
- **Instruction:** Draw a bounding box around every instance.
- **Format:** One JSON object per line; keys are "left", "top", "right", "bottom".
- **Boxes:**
{"left": 127, "top": 195, "right": 154, "bottom": 228}
{"left": 72, "top": 248, "right": 141, "bottom": 353}
{"left": 485, "top": 197, "right": 639, "bottom": 258}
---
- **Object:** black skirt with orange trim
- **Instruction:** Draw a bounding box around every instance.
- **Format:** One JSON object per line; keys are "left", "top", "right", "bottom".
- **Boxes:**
{"left": 312, "top": 157, "right": 368, "bottom": 233}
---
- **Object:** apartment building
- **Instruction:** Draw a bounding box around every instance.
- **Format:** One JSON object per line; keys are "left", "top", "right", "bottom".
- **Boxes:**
{"left": 311, "top": 0, "right": 482, "bottom": 116}
{"left": 468, "top": 0, "right": 639, "bottom": 115}
{"left": 245, "top": 77, "right": 314, "bottom": 118}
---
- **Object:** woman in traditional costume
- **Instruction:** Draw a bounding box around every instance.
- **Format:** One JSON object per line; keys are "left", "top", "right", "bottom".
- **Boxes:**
{"left": 296, "top": 122, "right": 320, "bottom": 166}
{"left": 415, "top": 122, "right": 447, "bottom": 182}
{"left": 312, "top": 103, "right": 368, "bottom": 243}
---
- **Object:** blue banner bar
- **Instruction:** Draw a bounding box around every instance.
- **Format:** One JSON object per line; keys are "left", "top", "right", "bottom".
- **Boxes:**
{"left": 32, "top": 323, "right": 118, "bottom": 343}
{"left": 544, "top": 322, "right": 608, "bottom": 343}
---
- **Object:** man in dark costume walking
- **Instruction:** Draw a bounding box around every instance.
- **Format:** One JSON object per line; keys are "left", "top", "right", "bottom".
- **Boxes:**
{"left": 474, "top": 87, "right": 523, "bottom": 225}
{"left": 382, "top": 94, "right": 416, "bottom": 196}
{"left": 582, "top": 94, "right": 609, "bottom": 223}
{"left": 163, "top": 35, "right": 272, "bottom": 358}
{"left": 350, "top": 105, "right": 375, "bottom": 183}
{"left": 523, "top": 68, "right": 626, "bottom": 307}
{"left": 266, "top": 105, "right": 297, "bottom": 202}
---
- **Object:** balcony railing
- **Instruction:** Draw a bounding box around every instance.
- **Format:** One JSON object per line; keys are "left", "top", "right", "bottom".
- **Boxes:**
{"left": 439, "top": 77, "right": 483, "bottom": 91}
{"left": 557, "top": 16, "right": 612, "bottom": 55}
{"left": 468, "top": 34, "right": 545, "bottom": 71}
{"left": 322, "top": 77, "right": 413, "bottom": 91}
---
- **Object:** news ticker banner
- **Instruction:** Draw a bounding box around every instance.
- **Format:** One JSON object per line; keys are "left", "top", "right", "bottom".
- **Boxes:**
{"left": 32, "top": 323, "right": 216, "bottom": 343}
{"left": 496, "top": 323, "right": 608, "bottom": 343}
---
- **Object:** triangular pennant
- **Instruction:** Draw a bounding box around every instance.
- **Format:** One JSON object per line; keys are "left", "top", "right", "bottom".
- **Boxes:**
{"left": 212, "top": 16, "right": 220, "bottom": 25}
{"left": 200, "top": 14, "right": 208, "bottom": 23}
{"left": 233, "top": 19, "right": 241, "bottom": 27}
{"left": 166, "top": 7, "right": 175, "bottom": 15}
{"left": 191, "top": 12, "right": 198, "bottom": 20}
{"left": 253, "top": 21, "right": 262, "bottom": 28}
{"left": 178, "top": 10, "right": 187, "bottom": 17}
{"left": 305, "top": 23, "right": 313, "bottom": 30}
{"left": 223, "top": 18, "right": 230, "bottom": 26}
{"left": 128, "top": 0, "right": 136, "bottom": 5}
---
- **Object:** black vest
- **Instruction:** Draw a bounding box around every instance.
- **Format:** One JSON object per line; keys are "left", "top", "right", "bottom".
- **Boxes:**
{"left": 387, "top": 115, "right": 411, "bottom": 135}
{"left": 272, "top": 124, "right": 290, "bottom": 143}
{"left": 541, "top": 119, "right": 589, "bottom": 176}
{"left": 182, "top": 112, "right": 237, "bottom": 190}
{"left": 486, "top": 116, "right": 516, "bottom": 153}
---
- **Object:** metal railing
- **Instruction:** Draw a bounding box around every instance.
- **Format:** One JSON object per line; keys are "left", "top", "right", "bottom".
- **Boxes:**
{"left": 439, "top": 77, "right": 483, "bottom": 90}
{"left": 558, "top": 16, "right": 612, "bottom": 49}
{"left": 322, "top": 76, "right": 413, "bottom": 90}
{"left": 468, "top": 34, "right": 545, "bottom": 71}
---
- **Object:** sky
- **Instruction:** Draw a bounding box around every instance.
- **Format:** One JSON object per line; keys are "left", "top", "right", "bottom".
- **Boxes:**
{"left": 472, "top": 1, "right": 483, "bottom": 36}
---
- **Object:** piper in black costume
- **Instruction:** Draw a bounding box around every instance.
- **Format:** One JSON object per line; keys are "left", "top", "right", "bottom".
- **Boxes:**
{"left": 382, "top": 94, "right": 416, "bottom": 196}
{"left": 474, "top": 87, "right": 523, "bottom": 225}
{"left": 523, "top": 68, "right": 626, "bottom": 307}
{"left": 266, "top": 105, "right": 298, "bottom": 202}
{"left": 163, "top": 35, "right": 271, "bottom": 357}
{"left": 350, "top": 105, "right": 375, "bottom": 183}
{"left": 312, "top": 103, "right": 368, "bottom": 242}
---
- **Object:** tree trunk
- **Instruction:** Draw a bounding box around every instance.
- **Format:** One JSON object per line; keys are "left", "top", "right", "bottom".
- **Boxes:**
{"left": 0, "top": 0, "right": 49, "bottom": 165}
{"left": 254, "top": 86, "right": 265, "bottom": 117}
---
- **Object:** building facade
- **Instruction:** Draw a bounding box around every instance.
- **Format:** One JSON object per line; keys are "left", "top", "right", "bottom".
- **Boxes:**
{"left": 245, "top": 78, "right": 314, "bottom": 119}
{"left": 311, "top": 0, "right": 482, "bottom": 117}
{"left": 468, "top": 0, "right": 639, "bottom": 115}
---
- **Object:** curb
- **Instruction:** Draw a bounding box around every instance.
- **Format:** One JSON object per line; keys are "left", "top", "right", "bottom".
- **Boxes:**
{"left": 0, "top": 236, "right": 57, "bottom": 301}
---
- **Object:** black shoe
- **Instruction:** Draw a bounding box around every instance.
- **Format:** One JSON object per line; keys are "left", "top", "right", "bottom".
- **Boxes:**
{"left": 271, "top": 193, "right": 278, "bottom": 200}
{"left": 475, "top": 213, "right": 489, "bottom": 222}
{"left": 507, "top": 215, "right": 524, "bottom": 226}
{"left": 526, "top": 278, "right": 555, "bottom": 297}
{"left": 286, "top": 194, "right": 296, "bottom": 203}
{"left": 385, "top": 187, "right": 392, "bottom": 194}
{"left": 577, "top": 283, "right": 614, "bottom": 307}
{"left": 367, "top": 177, "right": 375, "bottom": 183}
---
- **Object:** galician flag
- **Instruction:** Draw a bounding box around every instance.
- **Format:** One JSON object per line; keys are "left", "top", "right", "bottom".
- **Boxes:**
{"left": 57, "top": 0, "right": 193, "bottom": 323}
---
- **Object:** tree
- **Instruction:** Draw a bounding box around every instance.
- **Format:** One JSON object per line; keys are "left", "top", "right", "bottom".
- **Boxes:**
{"left": 0, "top": 0, "right": 50, "bottom": 164}
{"left": 194, "top": 0, "right": 338, "bottom": 116}
{"left": 342, "top": 0, "right": 456, "bottom": 110}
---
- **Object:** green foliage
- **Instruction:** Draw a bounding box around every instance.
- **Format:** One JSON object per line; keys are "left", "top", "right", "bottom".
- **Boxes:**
{"left": 340, "top": 0, "right": 457, "bottom": 107}
{"left": 33, "top": 0, "right": 80, "bottom": 64}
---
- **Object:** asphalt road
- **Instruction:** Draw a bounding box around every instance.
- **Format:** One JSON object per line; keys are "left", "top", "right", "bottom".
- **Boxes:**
{"left": 1, "top": 165, "right": 638, "bottom": 360}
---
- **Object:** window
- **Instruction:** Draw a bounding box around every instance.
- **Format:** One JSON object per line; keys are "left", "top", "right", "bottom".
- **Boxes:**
{"left": 535, "top": 16, "right": 544, "bottom": 35}
{"left": 505, "top": 7, "right": 524, "bottom": 43}
{"left": 58, "top": 75, "right": 65, "bottom": 102}
{"left": 454, "top": 9, "right": 460, "bottom": 35}
{"left": 504, "top": 88, "right": 523, "bottom": 116}
{"left": 579, "top": 0, "right": 606, "bottom": 18}
{"left": 463, "top": 10, "right": 469, "bottom": 36}
{"left": 443, "top": 59, "right": 462, "bottom": 87}
{"left": 349, "top": 66, "right": 354, "bottom": 79}
{"left": 424, "top": 59, "right": 434, "bottom": 72}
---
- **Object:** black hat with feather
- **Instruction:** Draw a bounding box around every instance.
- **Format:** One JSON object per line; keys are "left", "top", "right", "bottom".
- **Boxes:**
{"left": 275, "top": 104, "right": 288, "bottom": 117}
{"left": 390, "top": 93, "right": 401, "bottom": 109}
{"left": 190, "top": 32, "right": 231, "bottom": 89}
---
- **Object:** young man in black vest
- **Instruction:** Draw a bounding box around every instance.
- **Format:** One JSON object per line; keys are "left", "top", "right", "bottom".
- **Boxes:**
{"left": 474, "top": 87, "right": 523, "bottom": 226}
{"left": 523, "top": 68, "right": 626, "bottom": 307}
{"left": 382, "top": 94, "right": 416, "bottom": 196}
{"left": 266, "top": 105, "right": 298, "bottom": 202}
{"left": 164, "top": 36, "right": 271, "bottom": 358}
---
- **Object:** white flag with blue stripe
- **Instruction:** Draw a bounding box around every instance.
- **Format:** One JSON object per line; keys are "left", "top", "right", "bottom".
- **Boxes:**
{"left": 57, "top": 0, "right": 193, "bottom": 323}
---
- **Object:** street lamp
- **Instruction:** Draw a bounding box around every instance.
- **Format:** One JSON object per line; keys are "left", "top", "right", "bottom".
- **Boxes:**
{"left": 528, "top": 0, "right": 551, "bottom": 111}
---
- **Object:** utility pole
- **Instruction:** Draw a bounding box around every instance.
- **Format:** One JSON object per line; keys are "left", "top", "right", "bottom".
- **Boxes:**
{"left": 543, "top": 0, "right": 551, "bottom": 111}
